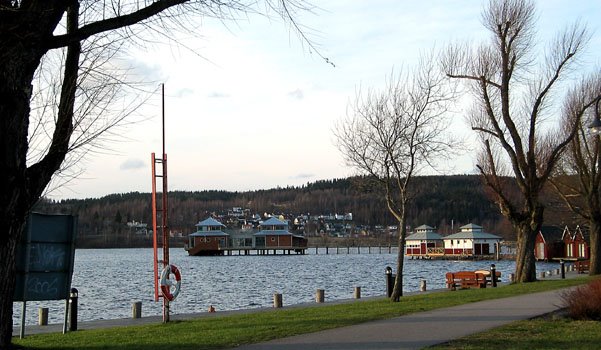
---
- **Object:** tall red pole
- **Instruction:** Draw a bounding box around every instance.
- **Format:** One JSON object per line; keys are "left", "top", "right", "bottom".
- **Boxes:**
{"left": 151, "top": 84, "right": 170, "bottom": 322}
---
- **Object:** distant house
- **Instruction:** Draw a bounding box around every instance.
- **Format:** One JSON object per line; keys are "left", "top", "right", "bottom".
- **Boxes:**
{"left": 186, "top": 217, "right": 229, "bottom": 256}
{"left": 405, "top": 225, "right": 444, "bottom": 257}
{"left": 254, "top": 217, "right": 307, "bottom": 249}
{"left": 443, "top": 223, "right": 502, "bottom": 256}
{"left": 534, "top": 225, "right": 565, "bottom": 261}
{"left": 563, "top": 225, "right": 590, "bottom": 260}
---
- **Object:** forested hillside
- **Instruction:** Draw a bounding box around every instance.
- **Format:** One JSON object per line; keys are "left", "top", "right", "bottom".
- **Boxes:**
{"left": 35, "top": 175, "right": 575, "bottom": 247}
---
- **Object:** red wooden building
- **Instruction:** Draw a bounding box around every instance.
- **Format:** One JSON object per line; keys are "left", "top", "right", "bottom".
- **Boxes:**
{"left": 405, "top": 225, "right": 444, "bottom": 257}
{"left": 534, "top": 225, "right": 590, "bottom": 261}
{"left": 185, "top": 217, "right": 229, "bottom": 256}
{"left": 254, "top": 217, "right": 307, "bottom": 251}
{"left": 443, "top": 223, "right": 502, "bottom": 257}
{"left": 534, "top": 225, "right": 565, "bottom": 261}
{"left": 563, "top": 225, "right": 590, "bottom": 260}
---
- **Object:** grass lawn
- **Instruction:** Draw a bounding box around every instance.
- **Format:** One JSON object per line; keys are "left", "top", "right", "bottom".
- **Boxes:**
{"left": 430, "top": 318, "right": 601, "bottom": 350}
{"left": 13, "top": 277, "right": 592, "bottom": 349}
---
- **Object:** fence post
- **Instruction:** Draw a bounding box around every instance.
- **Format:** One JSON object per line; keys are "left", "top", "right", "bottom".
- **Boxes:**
{"left": 420, "top": 280, "right": 427, "bottom": 292}
{"left": 315, "top": 289, "right": 325, "bottom": 303}
{"left": 354, "top": 286, "right": 361, "bottom": 299}
{"left": 273, "top": 293, "right": 283, "bottom": 308}
{"left": 132, "top": 302, "right": 142, "bottom": 319}
{"left": 38, "top": 307, "right": 48, "bottom": 326}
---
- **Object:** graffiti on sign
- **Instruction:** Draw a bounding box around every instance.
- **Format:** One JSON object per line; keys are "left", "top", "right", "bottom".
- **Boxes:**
{"left": 13, "top": 213, "right": 77, "bottom": 302}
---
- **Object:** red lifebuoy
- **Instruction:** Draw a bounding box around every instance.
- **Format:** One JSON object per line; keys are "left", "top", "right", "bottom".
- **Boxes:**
{"left": 160, "top": 264, "right": 182, "bottom": 301}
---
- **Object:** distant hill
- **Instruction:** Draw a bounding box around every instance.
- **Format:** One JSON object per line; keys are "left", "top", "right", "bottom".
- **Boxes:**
{"left": 35, "top": 174, "right": 576, "bottom": 247}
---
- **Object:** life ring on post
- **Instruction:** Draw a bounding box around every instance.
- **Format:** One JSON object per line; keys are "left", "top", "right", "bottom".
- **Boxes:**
{"left": 160, "top": 264, "right": 182, "bottom": 301}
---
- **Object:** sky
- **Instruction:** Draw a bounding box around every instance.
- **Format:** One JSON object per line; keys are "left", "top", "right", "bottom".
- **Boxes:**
{"left": 49, "top": 0, "right": 601, "bottom": 200}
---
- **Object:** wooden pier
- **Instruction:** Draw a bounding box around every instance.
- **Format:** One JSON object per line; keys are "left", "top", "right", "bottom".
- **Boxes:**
{"left": 222, "top": 247, "right": 307, "bottom": 256}
{"left": 311, "top": 245, "right": 397, "bottom": 255}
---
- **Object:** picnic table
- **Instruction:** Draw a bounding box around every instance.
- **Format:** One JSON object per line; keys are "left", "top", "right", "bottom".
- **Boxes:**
{"left": 575, "top": 260, "right": 590, "bottom": 274}
{"left": 475, "top": 270, "right": 502, "bottom": 285}
{"left": 445, "top": 271, "right": 487, "bottom": 290}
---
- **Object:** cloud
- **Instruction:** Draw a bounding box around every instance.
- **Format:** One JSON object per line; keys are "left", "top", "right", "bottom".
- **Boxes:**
{"left": 291, "top": 173, "right": 314, "bottom": 179}
{"left": 288, "top": 89, "right": 304, "bottom": 100}
{"left": 120, "top": 158, "right": 146, "bottom": 170}
{"left": 208, "top": 91, "right": 230, "bottom": 98}
{"left": 176, "top": 88, "right": 194, "bottom": 97}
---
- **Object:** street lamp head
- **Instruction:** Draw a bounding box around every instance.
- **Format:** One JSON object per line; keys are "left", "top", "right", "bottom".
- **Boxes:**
{"left": 589, "top": 116, "right": 601, "bottom": 135}
{"left": 590, "top": 99, "right": 601, "bottom": 135}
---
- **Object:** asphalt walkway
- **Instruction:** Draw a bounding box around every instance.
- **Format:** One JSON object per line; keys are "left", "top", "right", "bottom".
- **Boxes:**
{"left": 232, "top": 287, "right": 570, "bottom": 350}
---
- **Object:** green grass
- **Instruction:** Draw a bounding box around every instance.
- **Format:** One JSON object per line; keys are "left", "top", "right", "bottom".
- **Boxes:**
{"left": 430, "top": 318, "right": 601, "bottom": 350}
{"left": 13, "top": 277, "right": 592, "bottom": 350}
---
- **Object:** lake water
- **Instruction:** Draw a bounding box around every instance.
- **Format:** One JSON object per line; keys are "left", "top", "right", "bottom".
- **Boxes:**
{"left": 13, "top": 247, "right": 560, "bottom": 326}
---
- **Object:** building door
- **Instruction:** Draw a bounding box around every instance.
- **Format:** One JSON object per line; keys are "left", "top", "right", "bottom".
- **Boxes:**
{"left": 474, "top": 244, "right": 482, "bottom": 255}
{"left": 481, "top": 243, "right": 490, "bottom": 255}
{"left": 536, "top": 242, "right": 545, "bottom": 260}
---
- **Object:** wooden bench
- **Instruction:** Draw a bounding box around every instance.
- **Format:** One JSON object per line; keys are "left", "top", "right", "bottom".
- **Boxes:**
{"left": 445, "top": 271, "right": 487, "bottom": 290}
{"left": 575, "top": 260, "right": 590, "bottom": 274}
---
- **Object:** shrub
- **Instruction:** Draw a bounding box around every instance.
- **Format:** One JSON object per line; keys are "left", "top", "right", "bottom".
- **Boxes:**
{"left": 561, "top": 279, "right": 601, "bottom": 320}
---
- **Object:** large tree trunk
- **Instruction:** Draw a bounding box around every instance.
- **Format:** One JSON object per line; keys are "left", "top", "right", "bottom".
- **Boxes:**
{"left": 0, "top": 31, "right": 41, "bottom": 349}
{"left": 0, "top": 217, "right": 27, "bottom": 348}
{"left": 391, "top": 217, "right": 406, "bottom": 302}
{"left": 589, "top": 218, "right": 601, "bottom": 276}
{"left": 0, "top": 12, "right": 70, "bottom": 344}
{"left": 513, "top": 207, "right": 543, "bottom": 282}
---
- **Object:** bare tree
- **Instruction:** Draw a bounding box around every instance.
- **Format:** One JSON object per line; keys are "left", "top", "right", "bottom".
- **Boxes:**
{"left": 334, "top": 57, "right": 457, "bottom": 301}
{"left": 551, "top": 100, "right": 601, "bottom": 275}
{"left": 441, "top": 0, "right": 601, "bottom": 282}
{"left": 0, "top": 1, "right": 324, "bottom": 346}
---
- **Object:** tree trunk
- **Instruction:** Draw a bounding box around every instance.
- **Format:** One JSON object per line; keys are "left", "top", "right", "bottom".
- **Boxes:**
{"left": 589, "top": 218, "right": 601, "bottom": 276}
{"left": 391, "top": 218, "right": 406, "bottom": 302}
{"left": 513, "top": 207, "right": 543, "bottom": 282}
{"left": 0, "top": 37, "right": 49, "bottom": 350}
{"left": 0, "top": 213, "right": 27, "bottom": 348}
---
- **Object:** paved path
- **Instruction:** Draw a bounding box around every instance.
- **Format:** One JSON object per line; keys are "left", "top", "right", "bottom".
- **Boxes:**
{"left": 232, "top": 287, "right": 570, "bottom": 350}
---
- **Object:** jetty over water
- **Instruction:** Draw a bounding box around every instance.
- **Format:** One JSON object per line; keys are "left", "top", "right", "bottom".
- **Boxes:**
{"left": 185, "top": 217, "right": 308, "bottom": 256}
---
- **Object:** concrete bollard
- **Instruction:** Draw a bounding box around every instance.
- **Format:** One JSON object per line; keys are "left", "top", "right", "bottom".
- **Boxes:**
{"left": 273, "top": 293, "right": 283, "bottom": 308}
{"left": 354, "top": 286, "right": 361, "bottom": 299}
{"left": 315, "top": 289, "right": 325, "bottom": 303}
{"left": 132, "top": 301, "right": 142, "bottom": 319}
{"left": 555, "top": 268, "right": 560, "bottom": 275}
{"left": 420, "top": 280, "right": 427, "bottom": 292}
{"left": 539, "top": 271, "right": 546, "bottom": 279}
{"left": 509, "top": 273, "right": 515, "bottom": 283}
{"left": 38, "top": 307, "right": 48, "bottom": 326}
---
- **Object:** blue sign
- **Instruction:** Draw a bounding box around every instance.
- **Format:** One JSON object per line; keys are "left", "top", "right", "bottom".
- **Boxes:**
{"left": 13, "top": 213, "right": 77, "bottom": 301}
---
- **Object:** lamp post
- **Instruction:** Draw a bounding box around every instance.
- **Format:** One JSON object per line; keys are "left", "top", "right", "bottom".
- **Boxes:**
{"left": 588, "top": 99, "right": 601, "bottom": 134}
{"left": 385, "top": 266, "right": 394, "bottom": 297}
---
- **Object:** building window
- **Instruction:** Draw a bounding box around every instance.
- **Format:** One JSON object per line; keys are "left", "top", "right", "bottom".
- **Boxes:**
{"left": 579, "top": 243, "right": 586, "bottom": 257}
